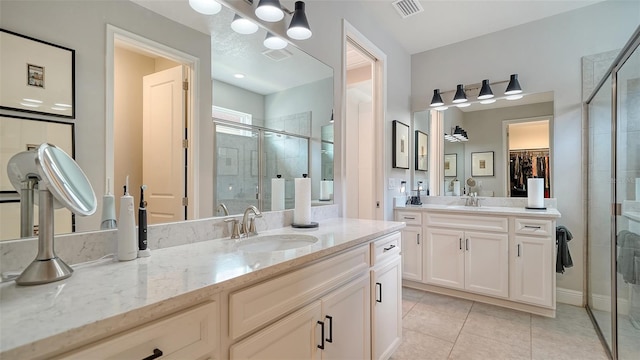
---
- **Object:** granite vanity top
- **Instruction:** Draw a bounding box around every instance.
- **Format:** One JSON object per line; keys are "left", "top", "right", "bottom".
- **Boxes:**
{"left": 0, "top": 217, "right": 404, "bottom": 358}
{"left": 396, "top": 203, "right": 561, "bottom": 218}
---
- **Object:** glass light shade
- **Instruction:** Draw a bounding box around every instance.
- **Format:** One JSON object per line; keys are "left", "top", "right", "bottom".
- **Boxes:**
{"left": 506, "top": 94, "right": 524, "bottom": 101}
{"left": 456, "top": 103, "right": 471, "bottom": 108}
{"left": 255, "top": 0, "right": 284, "bottom": 22}
{"left": 477, "top": 79, "right": 494, "bottom": 99}
{"left": 434, "top": 106, "right": 449, "bottom": 111}
{"left": 264, "top": 33, "right": 287, "bottom": 50}
{"left": 452, "top": 84, "right": 467, "bottom": 103}
{"left": 480, "top": 98, "right": 496, "bottom": 104}
{"left": 430, "top": 89, "right": 444, "bottom": 107}
{"left": 505, "top": 73, "right": 522, "bottom": 95}
{"left": 231, "top": 14, "right": 258, "bottom": 34}
{"left": 287, "top": 1, "right": 312, "bottom": 40}
{"left": 189, "top": 0, "right": 221, "bottom": 15}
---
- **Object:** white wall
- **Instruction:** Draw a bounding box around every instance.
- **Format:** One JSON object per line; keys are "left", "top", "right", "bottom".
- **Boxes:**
{"left": 411, "top": 0, "right": 640, "bottom": 294}
{"left": 213, "top": 80, "right": 265, "bottom": 122}
{"left": 0, "top": 0, "right": 213, "bottom": 231}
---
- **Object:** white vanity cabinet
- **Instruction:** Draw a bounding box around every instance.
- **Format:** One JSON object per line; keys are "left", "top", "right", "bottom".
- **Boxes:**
{"left": 395, "top": 210, "right": 422, "bottom": 281}
{"left": 510, "top": 218, "right": 555, "bottom": 307}
{"left": 371, "top": 233, "right": 402, "bottom": 360}
{"left": 59, "top": 300, "right": 220, "bottom": 360}
{"left": 424, "top": 217, "right": 509, "bottom": 298}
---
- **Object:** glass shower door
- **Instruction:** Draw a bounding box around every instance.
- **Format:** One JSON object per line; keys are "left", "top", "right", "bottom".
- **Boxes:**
{"left": 588, "top": 74, "right": 614, "bottom": 354}
{"left": 616, "top": 42, "right": 640, "bottom": 360}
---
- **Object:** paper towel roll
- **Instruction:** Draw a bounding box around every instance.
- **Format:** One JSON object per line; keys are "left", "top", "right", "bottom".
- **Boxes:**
{"left": 271, "top": 177, "right": 285, "bottom": 211}
{"left": 294, "top": 176, "right": 311, "bottom": 225}
{"left": 320, "top": 180, "right": 333, "bottom": 200}
{"left": 527, "top": 178, "right": 545, "bottom": 208}
{"left": 453, "top": 181, "right": 461, "bottom": 196}
{"left": 636, "top": 178, "right": 640, "bottom": 201}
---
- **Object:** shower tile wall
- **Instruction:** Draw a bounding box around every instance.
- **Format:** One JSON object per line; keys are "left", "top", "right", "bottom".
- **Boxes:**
{"left": 216, "top": 132, "right": 258, "bottom": 215}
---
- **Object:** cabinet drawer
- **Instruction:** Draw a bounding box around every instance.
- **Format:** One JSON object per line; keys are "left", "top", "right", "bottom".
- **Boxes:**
{"left": 424, "top": 212, "right": 508, "bottom": 233}
{"left": 372, "top": 232, "right": 401, "bottom": 266}
{"left": 395, "top": 211, "right": 422, "bottom": 226}
{"left": 60, "top": 301, "right": 218, "bottom": 360}
{"left": 514, "top": 218, "right": 553, "bottom": 237}
{"left": 229, "top": 245, "right": 370, "bottom": 340}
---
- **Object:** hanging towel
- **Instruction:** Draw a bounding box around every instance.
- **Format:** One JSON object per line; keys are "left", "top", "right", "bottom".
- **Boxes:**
{"left": 556, "top": 225, "right": 574, "bottom": 273}
{"left": 617, "top": 230, "right": 640, "bottom": 284}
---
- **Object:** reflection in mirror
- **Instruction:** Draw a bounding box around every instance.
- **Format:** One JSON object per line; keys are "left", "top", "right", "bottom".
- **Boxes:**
{"left": 420, "top": 91, "right": 553, "bottom": 197}
{"left": 320, "top": 124, "right": 334, "bottom": 202}
{"left": 413, "top": 110, "right": 429, "bottom": 195}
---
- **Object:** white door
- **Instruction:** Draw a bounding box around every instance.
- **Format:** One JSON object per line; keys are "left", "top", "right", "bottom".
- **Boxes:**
{"left": 373, "top": 258, "right": 402, "bottom": 360}
{"left": 511, "top": 235, "right": 553, "bottom": 306}
{"left": 321, "top": 275, "right": 371, "bottom": 360}
{"left": 425, "top": 228, "right": 465, "bottom": 289}
{"left": 465, "top": 231, "right": 509, "bottom": 298}
{"left": 400, "top": 227, "right": 422, "bottom": 281}
{"left": 230, "top": 301, "right": 322, "bottom": 359}
{"left": 143, "top": 65, "right": 185, "bottom": 224}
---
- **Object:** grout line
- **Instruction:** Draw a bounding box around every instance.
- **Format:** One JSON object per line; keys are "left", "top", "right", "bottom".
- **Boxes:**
{"left": 447, "top": 300, "right": 473, "bottom": 359}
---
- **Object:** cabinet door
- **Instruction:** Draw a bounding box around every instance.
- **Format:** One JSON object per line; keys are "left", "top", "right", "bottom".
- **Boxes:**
{"left": 372, "top": 257, "right": 402, "bottom": 360}
{"left": 400, "top": 227, "right": 422, "bottom": 281}
{"left": 321, "top": 275, "right": 371, "bottom": 360}
{"left": 424, "top": 228, "right": 465, "bottom": 290}
{"left": 465, "top": 231, "right": 509, "bottom": 298}
{"left": 230, "top": 301, "right": 322, "bottom": 360}
{"left": 511, "top": 235, "right": 553, "bottom": 307}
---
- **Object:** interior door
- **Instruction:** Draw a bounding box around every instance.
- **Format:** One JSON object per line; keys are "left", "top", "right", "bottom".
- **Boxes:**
{"left": 143, "top": 65, "right": 185, "bottom": 224}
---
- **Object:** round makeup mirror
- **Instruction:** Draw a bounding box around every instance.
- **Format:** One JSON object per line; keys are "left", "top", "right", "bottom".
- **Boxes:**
{"left": 7, "top": 143, "right": 96, "bottom": 285}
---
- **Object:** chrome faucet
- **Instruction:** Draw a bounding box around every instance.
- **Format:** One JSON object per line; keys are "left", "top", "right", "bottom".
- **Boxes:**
{"left": 465, "top": 193, "right": 481, "bottom": 207}
{"left": 241, "top": 205, "right": 262, "bottom": 237}
{"left": 217, "top": 203, "right": 229, "bottom": 216}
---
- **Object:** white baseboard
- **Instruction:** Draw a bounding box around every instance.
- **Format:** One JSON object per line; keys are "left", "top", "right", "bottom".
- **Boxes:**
{"left": 557, "top": 287, "right": 583, "bottom": 306}
{"left": 590, "top": 292, "right": 630, "bottom": 315}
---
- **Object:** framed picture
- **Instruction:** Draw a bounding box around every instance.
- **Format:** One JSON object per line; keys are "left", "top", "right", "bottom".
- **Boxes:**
{"left": 415, "top": 130, "right": 428, "bottom": 171}
{"left": 218, "top": 147, "right": 239, "bottom": 176}
{"left": 444, "top": 154, "right": 457, "bottom": 177}
{"left": 392, "top": 120, "right": 409, "bottom": 169}
{"left": 471, "top": 151, "right": 494, "bottom": 177}
{"left": 0, "top": 29, "right": 75, "bottom": 118}
{"left": 0, "top": 114, "right": 74, "bottom": 195}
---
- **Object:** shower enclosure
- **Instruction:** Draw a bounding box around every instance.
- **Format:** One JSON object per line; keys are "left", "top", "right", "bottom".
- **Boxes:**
{"left": 586, "top": 26, "right": 640, "bottom": 359}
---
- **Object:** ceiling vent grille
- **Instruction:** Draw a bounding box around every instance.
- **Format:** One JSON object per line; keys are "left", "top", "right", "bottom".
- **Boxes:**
{"left": 392, "top": 0, "right": 424, "bottom": 19}
{"left": 262, "top": 48, "right": 293, "bottom": 62}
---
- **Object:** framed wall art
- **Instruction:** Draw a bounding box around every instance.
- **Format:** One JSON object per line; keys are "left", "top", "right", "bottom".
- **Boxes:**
{"left": 0, "top": 29, "right": 75, "bottom": 118}
{"left": 444, "top": 154, "right": 457, "bottom": 177}
{"left": 471, "top": 151, "right": 495, "bottom": 177}
{"left": 392, "top": 120, "right": 409, "bottom": 169}
{"left": 415, "top": 130, "right": 428, "bottom": 171}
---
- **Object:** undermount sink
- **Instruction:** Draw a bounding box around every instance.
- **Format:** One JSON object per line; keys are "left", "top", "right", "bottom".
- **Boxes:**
{"left": 238, "top": 234, "right": 319, "bottom": 252}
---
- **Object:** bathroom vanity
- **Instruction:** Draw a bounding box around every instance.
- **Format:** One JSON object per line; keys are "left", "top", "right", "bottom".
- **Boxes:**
{"left": 0, "top": 218, "right": 403, "bottom": 360}
{"left": 395, "top": 200, "right": 561, "bottom": 317}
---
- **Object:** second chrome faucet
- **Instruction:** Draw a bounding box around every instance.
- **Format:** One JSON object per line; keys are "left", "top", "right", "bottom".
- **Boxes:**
{"left": 241, "top": 205, "right": 262, "bottom": 237}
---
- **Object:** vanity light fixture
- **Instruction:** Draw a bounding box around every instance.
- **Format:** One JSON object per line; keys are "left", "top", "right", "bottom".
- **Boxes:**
{"left": 264, "top": 32, "right": 287, "bottom": 50}
{"left": 430, "top": 89, "right": 444, "bottom": 107}
{"left": 255, "top": 0, "right": 285, "bottom": 22}
{"left": 188, "top": 0, "right": 221, "bottom": 15}
{"left": 453, "top": 126, "right": 469, "bottom": 141}
{"left": 477, "top": 79, "right": 494, "bottom": 100}
{"left": 287, "top": 1, "right": 312, "bottom": 40}
{"left": 231, "top": 14, "right": 259, "bottom": 34}
{"left": 505, "top": 74, "right": 522, "bottom": 95}
{"left": 452, "top": 84, "right": 467, "bottom": 103}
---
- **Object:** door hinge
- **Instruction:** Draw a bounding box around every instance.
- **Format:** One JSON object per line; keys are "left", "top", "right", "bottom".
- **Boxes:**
{"left": 614, "top": 203, "right": 622, "bottom": 216}
{"left": 182, "top": 139, "right": 189, "bottom": 148}
{"left": 183, "top": 81, "right": 189, "bottom": 91}
{"left": 182, "top": 197, "right": 189, "bottom": 206}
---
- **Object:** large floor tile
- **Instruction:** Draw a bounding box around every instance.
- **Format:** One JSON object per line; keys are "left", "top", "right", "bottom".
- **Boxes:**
{"left": 402, "top": 298, "right": 417, "bottom": 318}
{"left": 531, "top": 320, "right": 607, "bottom": 360}
{"left": 449, "top": 332, "right": 530, "bottom": 360}
{"left": 532, "top": 304, "right": 594, "bottom": 331}
{"left": 469, "top": 301, "right": 531, "bottom": 324}
{"left": 402, "top": 287, "right": 426, "bottom": 301}
{"left": 418, "top": 291, "right": 473, "bottom": 320}
{"left": 460, "top": 311, "right": 531, "bottom": 348}
{"left": 389, "top": 328, "right": 453, "bottom": 360}
{"left": 403, "top": 302, "right": 466, "bottom": 342}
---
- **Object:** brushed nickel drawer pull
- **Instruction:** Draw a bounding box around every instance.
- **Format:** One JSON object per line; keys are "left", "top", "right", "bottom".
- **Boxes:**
{"left": 524, "top": 225, "right": 542, "bottom": 229}
{"left": 403, "top": 216, "right": 416, "bottom": 220}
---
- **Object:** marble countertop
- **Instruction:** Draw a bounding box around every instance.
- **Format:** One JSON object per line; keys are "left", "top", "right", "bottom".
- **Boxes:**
{"left": 0, "top": 217, "right": 404, "bottom": 358}
{"left": 395, "top": 203, "right": 561, "bottom": 218}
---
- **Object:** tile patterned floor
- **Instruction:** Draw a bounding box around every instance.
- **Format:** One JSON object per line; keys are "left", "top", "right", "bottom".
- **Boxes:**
{"left": 391, "top": 287, "right": 610, "bottom": 360}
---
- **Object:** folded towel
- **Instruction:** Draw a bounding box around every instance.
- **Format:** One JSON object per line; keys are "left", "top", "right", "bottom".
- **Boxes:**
{"left": 556, "top": 225, "right": 573, "bottom": 273}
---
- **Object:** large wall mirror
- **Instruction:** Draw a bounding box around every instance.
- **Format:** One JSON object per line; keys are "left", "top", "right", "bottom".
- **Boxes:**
{"left": 0, "top": 0, "right": 333, "bottom": 241}
{"left": 413, "top": 91, "right": 554, "bottom": 198}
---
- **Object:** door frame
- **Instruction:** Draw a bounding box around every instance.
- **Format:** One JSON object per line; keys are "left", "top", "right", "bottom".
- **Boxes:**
{"left": 106, "top": 25, "right": 200, "bottom": 220}
{"left": 342, "top": 20, "right": 387, "bottom": 220}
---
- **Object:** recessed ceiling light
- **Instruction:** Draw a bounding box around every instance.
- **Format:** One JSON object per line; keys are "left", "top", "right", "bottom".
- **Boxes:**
{"left": 53, "top": 103, "right": 72, "bottom": 107}
{"left": 20, "top": 102, "right": 40, "bottom": 108}
{"left": 22, "top": 98, "right": 43, "bottom": 104}
{"left": 234, "top": 73, "right": 245, "bottom": 79}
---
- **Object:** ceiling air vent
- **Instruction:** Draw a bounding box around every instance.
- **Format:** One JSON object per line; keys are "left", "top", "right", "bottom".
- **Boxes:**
{"left": 392, "top": 0, "right": 424, "bottom": 19}
{"left": 262, "top": 48, "right": 293, "bottom": 62}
